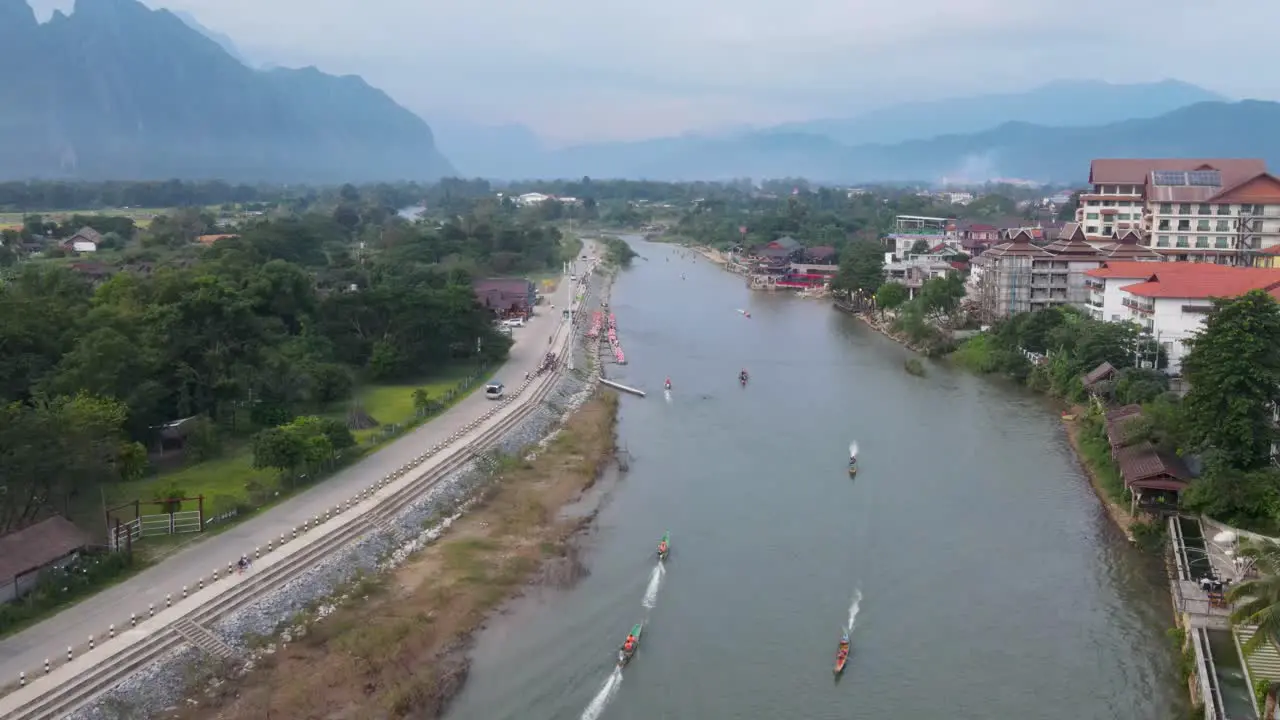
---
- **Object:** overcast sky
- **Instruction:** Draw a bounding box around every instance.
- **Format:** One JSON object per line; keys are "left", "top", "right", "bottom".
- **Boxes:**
{"left": 28, "top": 0, "right": 1280, "bottom": 145}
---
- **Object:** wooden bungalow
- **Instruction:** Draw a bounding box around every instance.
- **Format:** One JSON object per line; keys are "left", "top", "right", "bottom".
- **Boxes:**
{"left": 1114, "top": 440, "right": 1192, "bottom": 515}
{"left": 1081, "top": 361, "right": 1117, "bottom": 398}
{"left": 1103, "top": 404, "right": 1145, "bottom": 450}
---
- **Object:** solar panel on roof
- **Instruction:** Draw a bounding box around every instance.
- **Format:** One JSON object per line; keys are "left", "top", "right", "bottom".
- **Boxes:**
{"left": 1187, "top": 170, "right": 1221, "bottom": 186}
{"left": 1152, "top": 171, "right": 1188, "bottom": 186}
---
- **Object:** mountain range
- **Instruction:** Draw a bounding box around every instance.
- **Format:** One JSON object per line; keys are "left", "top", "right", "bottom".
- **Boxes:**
{"left": 0, "top": 0, "right": 454, "bottom": 183}
{"left": 1, "top": 0, "right": 1274, "bottom": 185}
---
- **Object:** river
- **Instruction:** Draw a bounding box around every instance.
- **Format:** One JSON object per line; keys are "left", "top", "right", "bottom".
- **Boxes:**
{"left": 445, "top": 237, "right": 1187, "bottom": 719}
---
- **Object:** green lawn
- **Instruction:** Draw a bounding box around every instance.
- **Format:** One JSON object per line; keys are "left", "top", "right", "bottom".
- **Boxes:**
{"left": 107, "top": 363, "right": 489, "bottom": 516}
{"left": 348, "top": 364, "right": 486, "bottom": 443}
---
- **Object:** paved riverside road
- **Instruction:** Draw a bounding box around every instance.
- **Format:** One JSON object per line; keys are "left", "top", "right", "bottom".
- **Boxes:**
{"left": 0, "top": 261, "right": 589, "bottom": 688}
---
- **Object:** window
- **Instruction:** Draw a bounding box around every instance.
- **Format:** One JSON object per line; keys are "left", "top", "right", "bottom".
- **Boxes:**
{"left": 1198, "top": 204, "right": 1211, "bottom": 215}
{"left": 1087, "top": 200, "right": 1099, "bottom": 207}
{"left": 1086, "top": 213, "right": 1099, "bottom": 220}
{"left": 1196, "top": 236, "right": 1209, "bottom": 248}
{"left": 1242, "top": 204, "right": 1255, "bottom": 214}
{"left": 1103, "top": 200, "right": 1115, "bottom": 207}
{"left": 1117, "top": 214, "right": 1131, "bottom": 221}
{"left": 1086, "top": 226, "right": 1098, "bottom": 234}
{"left": 1103, "top": 226, "right": 1113, "bottom": 236}
{"left": 1176, "top": 236, "right": 1190, "bottom": 248}
{"left": 1216, "top": 220, "right": 1230, "bottom": 232}
{"left": 1179, "top": 203, "right": 1192, "bottom": 214}
{"left": 1217, "top": 204, "right": 1231, "bottom": 215}
{"left": 1196, "top": 220, "right": 1211, "bottom": 231}
{"left": 1118, "top": 201, "right": 1130, "bottom": 207}
{"left": 1177, "top": 220, "right": 1191, "bottom": 231}
{"left": 1215, "top": 237, "right": 1230, "bottom": 248}
{"left": 1158, "top": 220, "right": 1170, "bottom": 230}
{"left": 1157, "top": 235, "right": 1170, "bottom": 247}
{"left": 1160, "top": 203, "right": 1173, "bottom": 214}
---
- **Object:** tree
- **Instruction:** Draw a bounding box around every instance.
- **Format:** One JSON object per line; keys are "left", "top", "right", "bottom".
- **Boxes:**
{"left": 1182, "top": 290, "right": 1280, "bottom": 471}
{"left": 875, "top": 282, "right": 909, "bottom": 313}
{"left": 831, "top": 240, "right": 884, "bottom": 297}
{"left": 918, "top": 274, "right": 965, "bottom": 321}
{"left": 1230, "top": 545, "right": 1280, "bottom": 657}
{"left": 251, "top": 426, "right": 305, "bottom": 475}
{"left": 908, "top": 239, "right": 930, "bottom": 256}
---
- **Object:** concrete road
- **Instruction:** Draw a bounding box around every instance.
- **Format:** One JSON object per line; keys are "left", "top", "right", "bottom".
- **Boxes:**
{"left": 0, "top": 257, "right": 594, "bottom": 686}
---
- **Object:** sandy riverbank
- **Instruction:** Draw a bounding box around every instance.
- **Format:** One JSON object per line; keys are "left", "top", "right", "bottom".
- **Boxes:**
{"left": 692, "top": 245, "right": 729, "bottom": 265}
{"left": 172, "top": 391, "right": 621, "bottom": 719}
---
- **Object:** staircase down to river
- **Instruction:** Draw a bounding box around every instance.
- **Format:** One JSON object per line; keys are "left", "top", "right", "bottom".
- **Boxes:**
{"left": 1235, "top": 625, "right": 1280, "bottom": 682}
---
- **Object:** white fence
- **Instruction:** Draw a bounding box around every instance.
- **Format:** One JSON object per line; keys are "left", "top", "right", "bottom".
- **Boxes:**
{"left": 109, "top": 510, "right": 202, "bottom": 550}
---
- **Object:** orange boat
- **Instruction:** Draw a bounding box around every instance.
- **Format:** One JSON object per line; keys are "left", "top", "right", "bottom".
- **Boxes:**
{"left": 834, "top": 633, "right": 850, "bottom": 675}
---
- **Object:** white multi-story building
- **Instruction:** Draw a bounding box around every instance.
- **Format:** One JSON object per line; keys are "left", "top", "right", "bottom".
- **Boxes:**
{"left": 1084, "top": 262, "right": 1168, "bottom": 323}
{"left": 1108, "top": 264, "right": 1280, "bottom": 374}
{"left": 1146, "top": 170, "right": 1280, "bottom": 263}
{"left": 1076, "top": 158, "right": 1280, "bottom": 265}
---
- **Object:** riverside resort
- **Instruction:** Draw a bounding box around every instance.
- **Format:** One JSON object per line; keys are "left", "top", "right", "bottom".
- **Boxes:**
{"left": 6, "top": 9, "right": 1280, "bottom": 716}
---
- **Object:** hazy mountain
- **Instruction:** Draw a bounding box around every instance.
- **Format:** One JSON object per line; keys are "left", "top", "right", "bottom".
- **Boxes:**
{"left": 523, "top": 101, "right": 1280, "bottom": 184}
{"left": 426, "top": 116, "right": 545, "bottom": 178}
{"left": 0, "top": 0, "right": 454, "bottom": 183}
{"left": 476, "top": 79, "right": 1227, "bottom": 180}
{"left": 770, "top": 79, "right": 1228, "bottom": 146}
{"left": 170, "top": 9, "right": 249, "bottom": 67}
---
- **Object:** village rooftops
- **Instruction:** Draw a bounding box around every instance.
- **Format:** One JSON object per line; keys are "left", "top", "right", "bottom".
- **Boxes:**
{"left": 1097, "top": 230, "right": 1162, "bottom": 260}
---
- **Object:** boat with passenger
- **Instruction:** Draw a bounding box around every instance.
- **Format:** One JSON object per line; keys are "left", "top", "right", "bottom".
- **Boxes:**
{"left": 657, "top": 531, "right": 670, "bottom": 561}
{"left": 618, "top": 624, "right": 643, "bottom": 667}
{"left": 834, "top": 630, "right": 850, "bottom": 674}
{"left": 739, "top": 369, "right": 749, "bottom": 386}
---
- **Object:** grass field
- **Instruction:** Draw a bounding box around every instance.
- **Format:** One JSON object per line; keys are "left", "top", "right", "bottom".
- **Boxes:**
{"left": 106, "top": 364, "right": 489, "bottom": 517}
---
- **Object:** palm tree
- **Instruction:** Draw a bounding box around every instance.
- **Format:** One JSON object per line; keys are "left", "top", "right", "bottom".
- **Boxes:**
{"left": 1229, "top": 544, "right": 1280, "bottom": 657}
{"left": 1264, "top": 681, "right": 1280, "bottom": 720}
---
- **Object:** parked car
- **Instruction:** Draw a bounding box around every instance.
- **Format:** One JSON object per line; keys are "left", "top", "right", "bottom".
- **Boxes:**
{"left": 484, "top": 382, "right": 505, "bottom": 399}
{"left": 502, "top": 318, "right": 525, "bottom": 328}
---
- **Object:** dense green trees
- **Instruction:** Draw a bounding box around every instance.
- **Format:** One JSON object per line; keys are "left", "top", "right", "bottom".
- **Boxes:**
{"left": 0, "top": 204, "right": 564, "bottom": 533}
{"left": 958, "top": 292, "right": 1280, "bottom": 531}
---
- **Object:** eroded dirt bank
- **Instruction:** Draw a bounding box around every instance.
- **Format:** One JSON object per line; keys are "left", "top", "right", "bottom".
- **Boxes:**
{"left": 175, "top": 391, "right": 620, "bottom": 720}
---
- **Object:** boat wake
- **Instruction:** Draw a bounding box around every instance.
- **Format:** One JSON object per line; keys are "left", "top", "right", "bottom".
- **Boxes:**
{"left": 580, "top": 667, "right": 623, "bottom": 720}
{"left": 663, "top": 389, "right": 672, "bottom": 404}
{"left": 846, "top": 588, "right": 863, "bottom": 633}
{"left": 848, "top": 441, "right": 858, "bottom": 459}
{"left": 642, "top": 562, "right": 665, "bottom": 610}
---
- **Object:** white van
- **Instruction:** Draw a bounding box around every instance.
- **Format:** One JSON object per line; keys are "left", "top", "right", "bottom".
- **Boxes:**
{"left": 501, "top": 318, "right": 525, "bottom": 328}
{"left": 484, "top": 382, "right": 505, "bottom": 400}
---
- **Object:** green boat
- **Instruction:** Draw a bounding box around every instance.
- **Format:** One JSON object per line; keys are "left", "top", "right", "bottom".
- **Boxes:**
{"left": 657, "top": 531, "right": 670, "bottom": 561}
{"left": 618, "top": 623, "right": 643, "bottom": 667}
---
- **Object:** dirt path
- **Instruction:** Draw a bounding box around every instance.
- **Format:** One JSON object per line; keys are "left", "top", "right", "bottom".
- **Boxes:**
{"left": 176, "top": 392, "right": 620, "bottom": 720}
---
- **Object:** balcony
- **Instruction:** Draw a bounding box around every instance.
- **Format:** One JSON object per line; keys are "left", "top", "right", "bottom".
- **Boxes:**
{"left": 1123, "top": 296, "right": 1155, "bottom": 314}
{"left": 1085, "top": 279, "right": 1104, "bottom": 290}
{"left": 1087, "top": 295, "right": 1103, "bottom": 308}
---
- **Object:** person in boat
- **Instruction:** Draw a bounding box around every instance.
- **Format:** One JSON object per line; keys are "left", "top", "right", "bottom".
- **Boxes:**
{"left": 658, "top": 539, "right": 668, "bottom": 554}
{"left": 623, "top": 635, "right": 637, "bottom": 652}
{"left": 665, "top": 378, "right": 671, "bottom": 389}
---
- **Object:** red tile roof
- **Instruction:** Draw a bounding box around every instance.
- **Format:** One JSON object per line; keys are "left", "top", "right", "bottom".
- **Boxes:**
{"left": 1085, "top": 261, "right": 1168, "bottom": 279}
{"left": 1121, "top": 265, "right": 1280, "bottom": 299}
{"left": 1089, "top": 158, "right": 1265, "bottom": 185}
{"left": 1259, "top": 246, "right": 1280, "bottom": 256}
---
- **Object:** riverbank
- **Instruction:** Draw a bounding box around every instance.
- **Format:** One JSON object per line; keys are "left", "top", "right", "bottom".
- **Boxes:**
{"left": 1061, "top": 409, "right": 1137, "bottom": 539}
{"left": 173, "top": 391, "right": 620, "bottom": 719}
